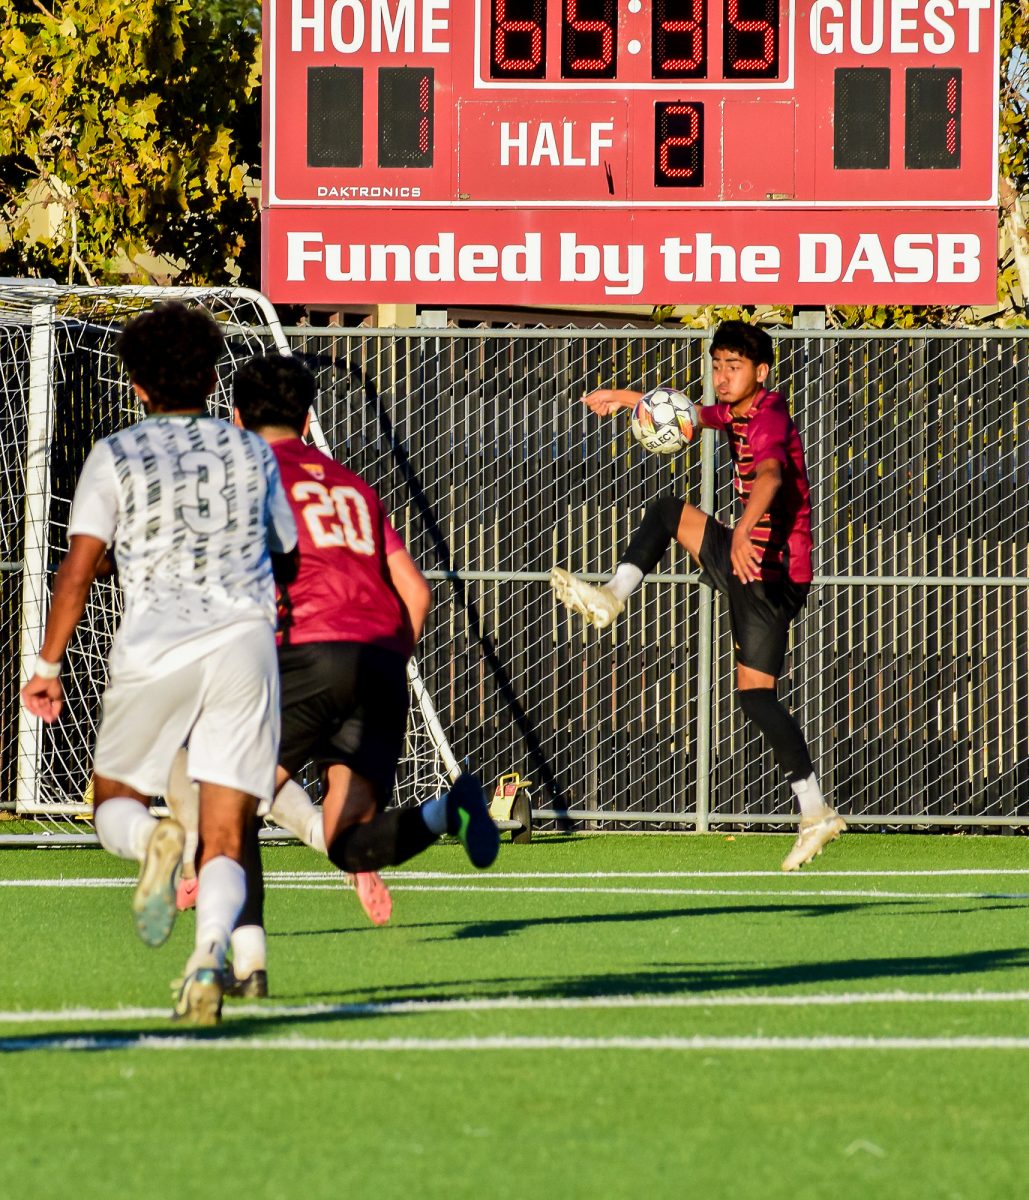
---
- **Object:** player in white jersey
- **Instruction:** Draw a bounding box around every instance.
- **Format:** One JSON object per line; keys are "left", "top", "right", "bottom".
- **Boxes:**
{"left": 20, "top": 302, "right": 298, "bottom": 1026}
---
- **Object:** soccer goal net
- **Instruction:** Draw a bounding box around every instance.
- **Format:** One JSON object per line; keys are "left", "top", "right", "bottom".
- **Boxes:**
{"left": 0, "top": 283, "right": 458, "bottom": 842}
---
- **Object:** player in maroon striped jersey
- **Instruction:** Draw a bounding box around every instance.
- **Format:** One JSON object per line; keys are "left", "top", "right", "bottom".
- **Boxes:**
{"left": 551, "top": 321, "right": 845, "bottom": 871}
{"left": 171, "top": 355, "right": 500, "bottom": 997}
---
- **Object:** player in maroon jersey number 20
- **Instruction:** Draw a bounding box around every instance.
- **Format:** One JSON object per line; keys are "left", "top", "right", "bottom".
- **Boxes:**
{"left": 550, "top": 321, "right": 845, "bottom": 871}
{"left": 170, "top": 355, "right": 499, "bottom": 998}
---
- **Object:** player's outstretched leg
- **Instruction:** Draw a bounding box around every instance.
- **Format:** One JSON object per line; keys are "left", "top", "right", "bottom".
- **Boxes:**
{"left": 132, "top": 818, "right": 186, "bottom": 947}
{"left": 781, "top": 804, "right": 847, "bottom": 872}
{"left": 550, "top": 567, "right": 625, "bottom": 629}
{"left": 446, "top": 773, "right": 500, "bottom": 869}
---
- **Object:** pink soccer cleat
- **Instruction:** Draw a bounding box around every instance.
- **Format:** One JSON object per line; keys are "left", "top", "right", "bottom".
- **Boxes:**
{"left": 176, "top": 876, "right": 199, "bottom": 911}
{"left": 351, "top": 871, "right": 392, "bottom": 926}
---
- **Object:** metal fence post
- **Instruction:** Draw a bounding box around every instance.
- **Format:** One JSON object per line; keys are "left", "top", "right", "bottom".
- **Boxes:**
{"left": 693, "top": 330, "right": 717, "bottom": 832}
{"left": 16, "top": 299, "right": 56, "bottom": 811}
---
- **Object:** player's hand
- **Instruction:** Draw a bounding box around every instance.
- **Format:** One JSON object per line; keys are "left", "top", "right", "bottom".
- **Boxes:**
{"left": 731, "top": 526, "right": 762, "bottom": 584}
{"left": 21, "top": 675, "right": 65, "bottom": 724}
{"left": 582, "top": 388, "right": 642, "bottom": 416}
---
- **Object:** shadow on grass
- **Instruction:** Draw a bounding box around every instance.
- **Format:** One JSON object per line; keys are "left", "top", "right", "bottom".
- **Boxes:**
{"left": 274, "top": 895, "right": 934, "bottom": 943}
{"left": 5, "top": 945, "right": 1025, "bottom": 1053}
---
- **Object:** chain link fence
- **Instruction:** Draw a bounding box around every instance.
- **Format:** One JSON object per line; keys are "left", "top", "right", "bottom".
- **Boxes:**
{"left": 2, "top": 291, "right": 1028, "bottom": 833}
{"left": 287, "top": 325, "right": 1029, "bottom": 830}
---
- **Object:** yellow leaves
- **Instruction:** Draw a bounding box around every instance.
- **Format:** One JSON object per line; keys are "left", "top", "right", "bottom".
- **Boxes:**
{"left": 1, "top": 0, "right": 260, "bottom": 284}
{"left": 6, "top": 28, "right": 29, "bottom": 57}
{"left": 226, "top": 162, "right": 247, "bottom": 197}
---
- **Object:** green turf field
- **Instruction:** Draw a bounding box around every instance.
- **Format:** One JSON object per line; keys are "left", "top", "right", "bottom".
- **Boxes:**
{"left": 1, "top": 832, "right": 1026, "bottom": 1200}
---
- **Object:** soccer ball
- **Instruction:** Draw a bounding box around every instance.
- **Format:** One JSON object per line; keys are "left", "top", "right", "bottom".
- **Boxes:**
{"left": 630, "top": 387, "right": 698, "bottom": 455}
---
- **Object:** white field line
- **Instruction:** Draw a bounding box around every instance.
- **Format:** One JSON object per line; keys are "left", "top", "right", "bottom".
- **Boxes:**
{"left": 4, "top": 1034, "right": 1029, "bottom": 1053}
{"left": 294, "top": 884, "right": 1029, "bottom": 901}
{"left": 6, "top": 867, "right": 1029, "bottom": 889}
{"left": 1, "top": 990, "right": 1028, "bottom": 1026}
{"left": 2, "top": 878, "right": 1028, "bottom": 901}
{"left": 288, "top": 870, "right": 1029, "bottom": 879}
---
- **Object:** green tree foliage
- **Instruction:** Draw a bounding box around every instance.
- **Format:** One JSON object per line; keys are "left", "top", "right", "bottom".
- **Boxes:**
{"left": 999, "top": 0, "right": 1028, "bottom": 196}
{"left": 0, "top": 0, "right": 260, "bottom": 284}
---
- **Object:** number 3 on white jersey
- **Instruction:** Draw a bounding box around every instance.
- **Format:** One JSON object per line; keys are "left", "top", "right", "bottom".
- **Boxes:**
{"left": 292, "top": 480, "right": 376, "bottom": 555}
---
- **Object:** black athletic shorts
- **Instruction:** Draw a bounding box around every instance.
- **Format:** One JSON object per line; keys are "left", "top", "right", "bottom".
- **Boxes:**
{"left": 277, "top": 641, "right": 409, "bottom": 806}
{"left": 697, "top": 517, "right": 810, "bottom": 678}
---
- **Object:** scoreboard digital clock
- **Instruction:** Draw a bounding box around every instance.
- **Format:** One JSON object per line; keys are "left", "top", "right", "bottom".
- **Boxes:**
{"left": 263, "top": 0, "right": 999, "bottom": 305}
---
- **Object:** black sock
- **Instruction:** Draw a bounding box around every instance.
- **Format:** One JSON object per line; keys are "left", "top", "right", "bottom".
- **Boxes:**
{"left": 737, "top": 688, "right": 815, "bottom": 782}
{"left": 327, "top": 808, "right": 439, "bottom": 874}
{"left": 620, "top": 494, "right": 684, "bottom": 574}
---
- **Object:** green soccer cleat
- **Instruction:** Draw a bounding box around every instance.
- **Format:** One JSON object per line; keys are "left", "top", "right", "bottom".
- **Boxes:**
{"left": 132, "top": 818, "right": 185, "bottom": 947}
{"left": 446, "top": 773, "right": 500, "bottom": 869}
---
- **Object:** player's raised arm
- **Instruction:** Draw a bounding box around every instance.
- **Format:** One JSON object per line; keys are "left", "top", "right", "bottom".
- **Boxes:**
{"left": 582, "top": 388, "right": 642, "bottom": 416}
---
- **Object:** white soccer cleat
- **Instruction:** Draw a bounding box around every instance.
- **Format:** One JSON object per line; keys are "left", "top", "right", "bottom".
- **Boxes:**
{"left": 781, "top": 806, "right": 847, "bottom": 872}
{"left": 550, "top": 567, "right": 625, "bottom": 630}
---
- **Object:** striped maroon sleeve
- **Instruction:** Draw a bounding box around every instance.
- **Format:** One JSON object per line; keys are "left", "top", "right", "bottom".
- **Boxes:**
{"left": 697, "top": 403, "right": 731, "bottom": 430}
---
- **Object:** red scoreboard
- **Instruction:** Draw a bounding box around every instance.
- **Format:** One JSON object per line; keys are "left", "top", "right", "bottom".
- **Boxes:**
{"left": 263, "top": 0, "right": 999, "bottom": 305}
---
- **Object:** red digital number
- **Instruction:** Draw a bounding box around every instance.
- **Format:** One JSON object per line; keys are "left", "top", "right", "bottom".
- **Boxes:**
{"left": 491, "top": 0, "right": 547, "bottom": 79}
{"left": 723, "top": 0, "right": 778, "bottom": 79}
{"left": 652, "top": 0, "right": 706, "bottom": 79}
{"left": 562, "top": 0, "right": 616, "bottom": 78}
{"left": 418, "top": 72, "right": 431, "bottom": 153}
{"left": 655, "top": 102, "right": 704, "bottom": 187}
{"left": 945, "top": 73, "right": 958, "bottom": 157}
{"left": 904, "top": 68, "right": 961, "bottom": 170}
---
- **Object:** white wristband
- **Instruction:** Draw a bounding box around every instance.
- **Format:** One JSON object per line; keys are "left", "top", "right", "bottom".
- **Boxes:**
{"left": 33, "top": 655, "right": 62, "bottom": 679}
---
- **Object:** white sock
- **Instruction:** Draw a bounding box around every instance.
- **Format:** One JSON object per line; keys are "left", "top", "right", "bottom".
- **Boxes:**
{"left": 607, "top": 563, "right": 644, "bottom": 603}
{"left": 791, "top": 773, "right": 826, "bottom": 820}
{"left": 164, "top": 747, "right": 199, "bottom": 831}
{"left": 188, "top": 856, "right": 246, "bottom": 973}
{"left": 230, "top": 924, "right": 267, "bottom": 978}
{"left": 181, "top": 829, "right": 198, "bottom": 879}
{"left": 94, "top": 798, "right": 157, "bottom": 863}
{"left": 270, "top": 779, "right": 326, "bottom": 855}
{"left": 419, "top": 792, "right": 449, "bottom": 836}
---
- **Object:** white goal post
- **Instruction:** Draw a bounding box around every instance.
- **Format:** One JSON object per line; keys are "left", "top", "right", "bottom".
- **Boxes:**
{"left": 0, "top": 283, "right": 459, "bottom": 839}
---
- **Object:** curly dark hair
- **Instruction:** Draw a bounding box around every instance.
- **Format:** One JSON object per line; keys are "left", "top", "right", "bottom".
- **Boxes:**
{"left": 709, "top": 320, "right": 775, "bottom": 369}
{"left": 232, "top": 354, "right": 316, "bottom": 435}
{"left": 116, "top": 302, "right": 225, "bottom": 411}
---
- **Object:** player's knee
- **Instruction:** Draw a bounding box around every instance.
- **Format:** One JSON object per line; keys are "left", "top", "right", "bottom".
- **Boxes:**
{"left": 327, "top": 821, "right": 391, "bottom": 874}
{"left": 649, "top": 494, "right": 685, "bottom": 538}
{"left": 738, "top": 687, "right": 773, "bottom": 724}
